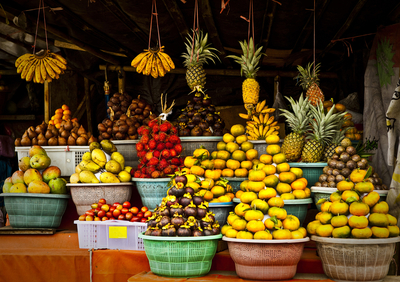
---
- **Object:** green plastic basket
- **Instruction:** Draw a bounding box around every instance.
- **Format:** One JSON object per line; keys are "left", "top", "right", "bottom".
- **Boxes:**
{"left": 288, "top": 163, "right": 327, "bottom": 187}
{"left": 138, "top": 233, "right": 222, "bottom": 277}
{"left": 0, "top": 193, "right": 70, "bottom": 228}
{"left": 131, "top": 178, "right": 170, "bottom": 211}
{"left": 283, "top": 198, "right": 313, "bottom": 226}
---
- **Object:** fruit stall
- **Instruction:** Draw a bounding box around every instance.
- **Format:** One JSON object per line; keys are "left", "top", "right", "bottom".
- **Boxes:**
{"left": 1, "top": 1, "right": 400, "bottom": 282}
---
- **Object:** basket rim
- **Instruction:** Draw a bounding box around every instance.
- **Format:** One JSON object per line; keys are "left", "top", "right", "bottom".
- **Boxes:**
{"left": 74, "top": 220, "right": 147, "bottom": 226}
{"left": 287, "top": 162, "right": 327, "bottom": 167}
{"left": 138, "top": 232, "right": 222, "bottom": 241}
{"left": 310, "top": 187, "right": 389, "bottom": 195}
{"left": 311, "top": 235, "right": 400, "bottom": 244}
{"left": 248, "top": 139, "right": 284, "bottom": 144}
{"left": 209, "top": 202, "right": 234, "bottom": 207}
{"left": 0, "top": 193, "right": 70, "bottom": 198}
{"left": 233, "top": 197, "right": 312, "bottom": 204}
{"left": 15, "top": 146, "right": 89, "bottom": 151}
{"left": 223, "top": 236, "right": 310, "bottom": 244}
{"left": 112, "top": 140, "right": 139, "bottom": 144}
{"left": 67, "top": 182, "right": 134, "bottom": 187}
{"left": 225, "top": 177, "right": 248, "bottom": 181}
{"left": 179, "top": 136, "right": 223, "bottom": 141}
{"left": 131, "top": 177, "right": 170, "bottom": 182}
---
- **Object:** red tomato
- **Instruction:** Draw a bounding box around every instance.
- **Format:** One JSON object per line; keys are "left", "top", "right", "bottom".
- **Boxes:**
{"left": 91, "top": 203, "right": 99, "bottom": 209}
{"left": 113, "top": 202, "right": 121, "bottom": 208}
{"left": 85, "top": 215, "right": 94, "bottom": 221}
{"left": 98, "top": 198, "right": 107, "bottom": 205}
{"left": 109, "top": 206, "right": 116, "bottom": 213}
{"left": 113, "top": 209, "right": 121, "bottom": 218}
{"left": 121, "top": 208, "right": 129, "bottom": 214}
{"left": 85, "top": 210, "right": 94, "bottom": 216}
{"left": 106, "top": 212, "right": 113, "bottom": 218}
{"left": 101, "top": 204, "right": 110, "bottom": 212}
{"left": 78, "top": 215, "right": 86, "bottom": 221}
{"left": 141, "top": 206, "right": 149, "bottom": 213}
{"left": 130, "top": 216, "right": 140, "bottom": 222}
{"left": 140, "top": 218, "right": 147, "bottom": 223}
{"left": 130, "top": 207, "right": 139, "bottom": 214}
{"left": 122, "top": 201, "right": 131, "bottom": 209}
{"left": 125, "top": 212, "right": 133, "bottom": 221}
{"left": 97, "top": 210, "right": 106, "bottom": 218}
{"left": 137, "top": 212, "right": 143, "bottom": 218}
{"left": 101, "top": 217, "right": 108, "bottom": 221}
{"left": 144, "top": 211, "right": 152, "bottom": 218}
{"left": 94, "top": 208, "right": 101, "bottom": 214}
{"left": 118, "top": 214, "right": 125, "bottom": 220}
{"left": 98, "top": 203, "right": 103, "bottom": 209}
{"left": 94, "top": 217, "right": 101, "bottom": 221}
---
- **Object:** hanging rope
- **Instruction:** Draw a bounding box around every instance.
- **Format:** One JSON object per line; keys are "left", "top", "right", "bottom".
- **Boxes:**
{"left": 240, "top": 0, "right": 255, "bottom": 58}
{"left": 148, "top": 0, "right": 162, "bottom": 50}
{"left": 313, "top": 0, "right": 316, "bottom": 76}
{"left": 33, "top": 0, "right": 49, "bottom": 53}
{"left": 190, "top": 0, "right": 200, "bottom": 63}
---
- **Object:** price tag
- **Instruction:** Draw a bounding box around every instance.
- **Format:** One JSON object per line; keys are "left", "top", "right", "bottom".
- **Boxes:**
{"left": 109, "top": 226, "right": 127, "bottom": 239}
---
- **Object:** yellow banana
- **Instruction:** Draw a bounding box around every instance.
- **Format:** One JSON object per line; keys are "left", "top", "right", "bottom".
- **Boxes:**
{"left": 253, "top": 115, "right": 261, "bottom": 124}
{"left": 131, "top": 51, "right": 148, "bottom": 68}
{"left": 255, "top": 101, "right": 261, "bottom": 113}
{"left": 261, "top": 108, "right": 275, "bottom": 113}
{"left": 258, "top": 100, "right": 266, "bottom": 113}
{"left": 44, "top": 60, "right": 56, "bottom": 79}
{"left": 46, "top": 72, "right": 53, "bottom": 82}
{"left": 35, "top": 60, "right": 41, "bottom": 83}
{"left": 262, "top": 125, "right": 270, "bottom": 136}
{"left": 151, "top": 57, "right": 158, "bottom": 78}
{"left": 158, "top": 52, "right": 175, "bottom": 69}
{"left": 259, "top": 113, "right": 264, "bottom": 124}
{"left": 15, "top": 54, "right": 32, "bottom": 67}
{"left": 136, "top": 52, "right": 151, "bottom": 73}
{"left": 247, "top": 123, "right": 257, "bottom": 131}
{"left": 144, "top": 55, "right": 153, "bottom": 76}
{"left": 26, "top": 62, "right": 36, "bottom": 82}
{"left": 258, "top": 124, "right": 264, "bottom": 136}
{"left": 239, "top": 113, "right": 250, "bottom": 119}
{"left": 266, "top": 116, "right": 275, "bottom": 125}
{"left": 271, "top": 126, "right": 280, "bottom": 131}
{"left": 270, "top": 121, "right": 278, "bottom": 127}
{"left": 33, "top": 74, "right": 37, "bottom": 83}
{"left": 50, "top": 52, "right": 67, "bottom": 65}
{"left": 50, "top": 57, "right": 67, "bottom": 70}
{"left": 55, "top": 72, "right": 60, "bottom": 80}
{"left": 158, "top": 52, "right": 171, "bottom": 72}
{"left": 40, "top": 60, "right": 47, "bottom": 81}
{"left": 17, "top": 58, "right": 31, "bottom": 74}
{"left": 271, "top": 131, "right": 280, "bottom": 135}
{"left": 265, "top": 127, "right": 275, "bottom": 136}
{"left": 156, "top": 56, "right": 165, "bottom": 77}
{"left": 45, "top": 57, "right": 61, "bottom": 74}
{"left": 21, "top": 59, "right": 36, "bottom": 80}
{"left": 248, "top": 131, "right": 259, "bottom": 139}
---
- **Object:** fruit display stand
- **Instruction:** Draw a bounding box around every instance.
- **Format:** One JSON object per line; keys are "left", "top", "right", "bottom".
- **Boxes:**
{"left": 131, "top": 177, "right": 170, "bottom": 210}
{"left": 312, "top": 236, "right": 400, "bottom": 282}
{"left": 288, "top": 162, "right": 327, "bottom": 188}
{"left": 179, "top": 136, "right": 223, "bottom": 157}
{"left": 67, "top": 182, "right": 133, "bottom": 215}
{"left": 311, "top": 187, "right": 389, "bottom": 211}
{"left": 16, "top": 146, "right": 88, "bottom": 176}
{"left": 112, "top": 140, "right": 139, "bottom": 168}
{"left": 223, "top": 236, "right": 310, "bottom": 280}
{"left": 225, "top": 177, "right": 247, "bottom": 193}
{"left": 0, "top": 193, "right": 70, "bottom": 228}
{"left": 208, "top": 202, "right": 234, "bottom": 226}
{"left": 138, "top": 233, "right": 222, "bottom": 278}
{"left": 249, "top": 139, "right": 283, "bottom": 157}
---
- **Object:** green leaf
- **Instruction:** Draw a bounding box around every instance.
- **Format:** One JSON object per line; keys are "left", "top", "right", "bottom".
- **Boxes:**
{"left": 345, "top": 197, "right": 358, "bottom": 204}
{"left": 364, "top": 166, "right": 373, "bottom": 180}
{"left": 316, "top": 198, "right": 327, "bottom": 205}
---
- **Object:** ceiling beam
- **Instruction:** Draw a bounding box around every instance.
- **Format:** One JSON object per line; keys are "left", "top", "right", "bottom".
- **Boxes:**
{"left": 98, "top": 0, "right": 149, "bottom": 46}
{"left": 290, "top": 0, "right": 331, "bottom": 58}
{"left": 0, "top": 9, "right": 120, "bottom": 65}
{"left": 320, "top": 0, "right": 368, "bottom": 58}
{"left": 260, "top": 0, "right": 277, "bottom": 51}
{"left": 161, "top": 0, "right": 189, "bottom": 44}
{"left": 44, "top": 0, "right": 136, "bottom": 58}
{"left": 200, "top": 0, "right": 232, "bottom": 68}
{"left": 388, "top": 2, "right": 400, "bottom": 23}
{"left": 0, "top": 32, "right": 32, "bottom": 51}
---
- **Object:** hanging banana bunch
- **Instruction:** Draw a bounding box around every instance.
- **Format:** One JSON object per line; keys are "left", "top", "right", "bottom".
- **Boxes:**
{"left": 15, "top": 50, "right": 67, "bottom": 83}
{"left": 238, "top": 99, "right": 276, "bottom": 120}
{"left": 131, "top": 46, "right": 175, "bottom": 79}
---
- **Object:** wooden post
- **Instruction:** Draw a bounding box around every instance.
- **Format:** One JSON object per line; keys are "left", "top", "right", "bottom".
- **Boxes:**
{"left": 274, "top": 75, "right": 280, "bottom": 100}
{"left": 84, "top": 78, "right": 92, "bottom": 134}
{"left": 44, "top": 81, "right": 50, "bottom": 123}
{"left": 118, "top": 68, "right": 125, "bottom": 94}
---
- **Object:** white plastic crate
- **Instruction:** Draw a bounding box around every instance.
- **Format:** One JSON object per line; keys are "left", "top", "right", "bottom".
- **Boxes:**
{"left": 112, "top": 140, "right": 139, "bottom": 168}
{"left": 74, "top": 220, "right": 147, "bottom": 250}
{"left": 16, "top": 146, "right": 89, "bottom": 176}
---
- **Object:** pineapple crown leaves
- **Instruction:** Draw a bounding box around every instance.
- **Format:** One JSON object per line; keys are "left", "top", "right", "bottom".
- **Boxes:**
{"left": 226, "top": 37, "right": 264, "bottom": 79}
{"left": 181, "top": 29, "right": 221, "bottom": 67}
{"left": 279, "top": 93, "right": 312, "bottom": 134}
{"left": 294, "top": 62, "right": 321, "bottom": 90}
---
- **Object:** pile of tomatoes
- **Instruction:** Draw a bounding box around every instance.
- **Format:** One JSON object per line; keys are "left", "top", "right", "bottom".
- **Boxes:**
{"left": 78, "top": 198, "right": 152, "bottom": 222}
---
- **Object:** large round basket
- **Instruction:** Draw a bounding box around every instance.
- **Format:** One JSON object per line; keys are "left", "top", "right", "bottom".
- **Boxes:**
{"left": 225, "top": 177, "right": 247, "bottom": 193}
{"left": 179, "top": 136, "right": 223, "bottom": 157}
{"left": 209, "top": 202, "right": 234, "bottom": 226}
{"left": 138, "top": 233, "right": 222, "bottom": 278}
{"left": 223, "top": 236, "right": 310, "bottom": 280}
{"left": 0, "top": 193, "right": 70, "bottom": 228}
{"left": 288, "top": 162, "right": 327, "bottom": 187}
{"left": 67, "top": 182, "right": 133, "bottom": 215}
{"left": 311, "top": 187, "right": 389, "bottom": 212}
{"left": 312, "top": 236, "right": 400, "bottom": 282}
{"left": 131, "top": 177, "right": 170, "bottom": 210}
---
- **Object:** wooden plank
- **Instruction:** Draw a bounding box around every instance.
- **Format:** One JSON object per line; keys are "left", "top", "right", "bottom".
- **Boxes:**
{"left": 0, "top": 115, "right": 36, "bottom": 120}
{"left": 0, "top": 70, "right": 18, "bottom": 75}
{"left": 161, "top": 0, "right": 189, "bottom": 43}
{"left": 73, "top": 84, "right": 95, "bottom": 121}
{"left": 54, "top": 40, "right": 127, "bottom": 57}
{"left": 0, "top": 226, "right": 56, "bottom": 235}
{"left": 118, "top": 68, "right": 125, "bottom": 94}
{"left": 0, "top": 32, "right": 31, "bottom": 50}
{"left": 44, "top": 80, "right": 50, "bottom": 123}
{"left": 85, "top": 78, "right": 92, "bottom": 134}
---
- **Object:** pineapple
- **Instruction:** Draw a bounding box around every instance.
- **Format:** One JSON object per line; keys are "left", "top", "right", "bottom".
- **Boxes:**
{"left": 322, "top": 116, "right": 353, "bottom": 161}
{"left": 301, "top": 102, "right": 345, "bottom": 162}
{"left": 181, "top": 30, "right": 220, "bottom": 93}
{"left": 227, "top": 38, "right": 263, "bottom": 114}
{"left": 280, "top": 94, "right": 311, "bottom": 162}
{"left": 294, "top": 62, "right": 324, "bottom": 106}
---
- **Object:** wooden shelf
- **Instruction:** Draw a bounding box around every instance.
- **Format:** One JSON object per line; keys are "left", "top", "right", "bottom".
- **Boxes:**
{"left": 0, "top": 115, "right": 36, "bottom": 120}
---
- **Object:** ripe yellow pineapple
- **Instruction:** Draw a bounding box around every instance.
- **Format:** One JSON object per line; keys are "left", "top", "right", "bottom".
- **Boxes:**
{"left": 295, "top": 62, "right": 324, "bottom": 106}
{"left": 227, "top": 38, "right": 263, "bottom": 114}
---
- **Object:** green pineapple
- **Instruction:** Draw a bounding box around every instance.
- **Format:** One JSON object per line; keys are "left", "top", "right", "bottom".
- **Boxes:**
{"left": 181, "top": 30, "right": 220, "bottom": 92}
{"left": 294, "top": 62, "right": 324, "bottom": 106}
{"left": 279, "top": 94, "right": 311, "bottom": 162}
{"left": 226, "top": 37, "right": 263, "bottom": 114}
{"left": 301, "top": 102, "right": 345, "bottom": 162}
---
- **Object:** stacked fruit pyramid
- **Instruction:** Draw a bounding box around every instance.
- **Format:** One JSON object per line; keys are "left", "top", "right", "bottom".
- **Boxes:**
{"left": 49, "top": 104, "right": 75, "bottom": 128}
{"left": 174, "top": 92, "right": 226, "bottom": 136}
{"left": 2, "top": 145, "right": 67, "bottom": 194}
{"left": 144, "top": 173, "right": 221, "bottom": 237}
{"left": 308, "top": 167, "right": 399, "bottom": 239}
{"left": 131, "top": 119, "right": 184, "bottom": 178}
{"left": 70, "top": 140, "right": 131, "bottom": 184}
{"left": 181, "top": 146, "right": 234, "bottom": 203}
{"left": 314, "top": 137, "right": 387, "bottom": 189}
